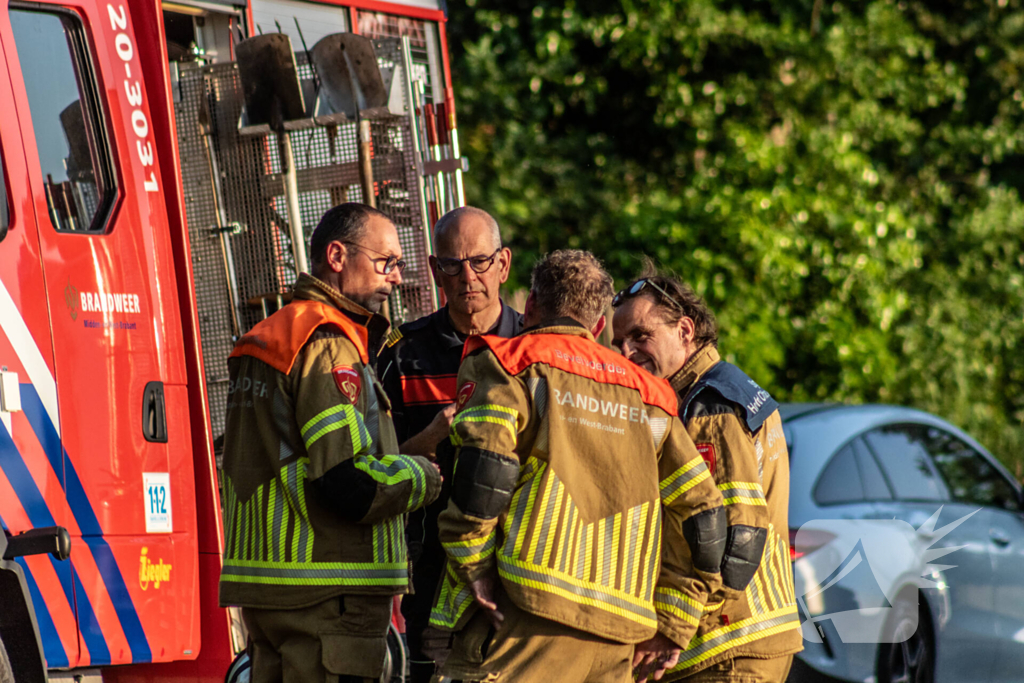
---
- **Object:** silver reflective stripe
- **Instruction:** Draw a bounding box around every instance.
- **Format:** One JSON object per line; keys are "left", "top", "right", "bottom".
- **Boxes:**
{"left": 526, "top": 377, "right": 547, "bottom": 413}
{"left": 718, "top": 485, "right": 766, "bottom": 502}
{"left": 576, "top": 527, "right": 589, "bottom": 580}
{"left": 623, "top": 506, "right": 640, "bottom": 594}
{"left": 503, "top": 464, "right": 541, "bottom": 555}
{"left": 362, "top": 366, "right": 380, "bottom": 452}
{"left": 456, "top": 407, "right": 518, "bottom": 425}
{"left": 648, "top": 417, "right": 668, "bottom": 445}
{"left": 655, "top": 588, "right": 702, "bottom": 621}
{"left": 532, "top": 471, "right": 561, "bottom": 565}
{"left": 222, "top": 563, "right": 408, "bottom": 581}
{"left": 747, "top": 570, "right": 764, "bottom": 615}
{"left": 661, "top": 463, "right": 709, "bottom": 502}
{"left": 601, "top": 518, "right": 614, "bottom": 587}
{"left": 302, "top": 405, "right": 356, "bottom": 446}
{"left": 498, "top": 557, "right": 656, "bottom": 623}
{"left": 679, "top": 610, "right": 800, "bottom": 665}
{"left": 445, "top": 534, "right": 496, "bottom": 559}
{"left": 645, "top": 507, "right": 662, "bottom": 600}
{"left": 558, "top": 500, "right": 577, "bottom": 574}
{"left": 271, "top": 480, "right": 284, "bottom": 562}
{"left": 273, "top": 390, "right": 295, "bottom": 461}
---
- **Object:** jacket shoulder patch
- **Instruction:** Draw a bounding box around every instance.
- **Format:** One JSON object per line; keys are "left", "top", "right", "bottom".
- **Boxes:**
{"left": 333, "top": 366, "right": 362, "bottom": 403}
{"left": 385, "top": 329, "right": 404, "bottom": 348}
{"left": 695, "top": 442, "right": 717, "bottom": 476}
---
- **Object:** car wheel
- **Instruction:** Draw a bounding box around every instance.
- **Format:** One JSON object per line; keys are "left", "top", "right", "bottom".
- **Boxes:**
{"left": 877, "top": 599, "right": 934, "bottom": 683}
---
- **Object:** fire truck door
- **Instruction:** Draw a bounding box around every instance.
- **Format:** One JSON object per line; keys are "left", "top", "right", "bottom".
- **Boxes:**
{"left": 4, "top": 0, "right": 199, "bottom": 667}
{"left": 0, "top": 18, "right": 82, "bottom": 669}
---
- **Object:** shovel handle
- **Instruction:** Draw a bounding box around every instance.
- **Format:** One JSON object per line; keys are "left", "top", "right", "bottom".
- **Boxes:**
{"left": 424, "top": 103, "right": 438, "bottom": 147}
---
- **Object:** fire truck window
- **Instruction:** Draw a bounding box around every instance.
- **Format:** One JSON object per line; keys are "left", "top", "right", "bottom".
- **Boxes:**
{"left": 10, "top": 8, "right": 115, "bottom": 233}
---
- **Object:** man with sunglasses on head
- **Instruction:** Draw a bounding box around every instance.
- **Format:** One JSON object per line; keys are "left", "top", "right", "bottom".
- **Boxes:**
{"left": 611, "top": 263, "right": 801, "bottom": 683}
{"left": 219, "top": 203, "right": 441, "bottom": 683}
{"left": 376, "top": 206, "right": 523, "bottom": 682}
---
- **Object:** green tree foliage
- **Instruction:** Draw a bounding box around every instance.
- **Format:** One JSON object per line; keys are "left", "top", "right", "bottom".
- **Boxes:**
{"left": 446, "top": 0, "right": 1024, "bottom": 471}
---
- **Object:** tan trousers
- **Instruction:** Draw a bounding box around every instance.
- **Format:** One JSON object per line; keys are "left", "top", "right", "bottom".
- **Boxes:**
{"left": 243, "top": 594, "right": 393, "bottom": 683}
{"left": 675, "top": 655, "right": 793, "bottom": 683}
{"left": 441, "top": 593, "right": 634, "bottom": 683}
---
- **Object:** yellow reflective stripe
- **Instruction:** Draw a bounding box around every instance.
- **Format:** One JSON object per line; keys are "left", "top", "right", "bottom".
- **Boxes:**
{"left": 752, "top": 567, "right": 772, "bottom": 612}
{"left": 526, "top": 472, "right": 556, "bottom": 563}
{"left": 717, "top": 481, "right": 766, "bottom": 503}
{"left": 443, "top": 531, "right": 497, "bottom": 565}
{"left": 631, "top": 502, "right": 650, "bottom": 595}
{"left": 654, "top": 587, "right": 702, "bottom": 626}
{"left": 454, "top": 416, "right": 517, "bottom": 441}
{"left": 674, "top": 606, "right": 800, "bottom": 670}
{"left": 663, "top": 466, "right": 711, "bottom": 505}
{"left": 430, "top": 565, "right": 476, "bottom": 629}
{"left": 610, "top": 512, "right": 622, "bottom": 589}
{"left": 452, "top": 404, "right": 519, "bottom": 444}
{"left": 544, "top": 487, "right": 568, "bottom": 569}
{"left": 222, "top": 558, "right": 408, "bottom": 587}
{"left": 659, "top": 456, "right": 704, "bottom": 490}
{"left": 497, "top": 555, "right": 657, "bottom": 629}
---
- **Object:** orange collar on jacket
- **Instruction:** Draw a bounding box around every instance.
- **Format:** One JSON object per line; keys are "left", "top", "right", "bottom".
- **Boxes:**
{"left": 464, "top": 325, "right": 678, "bottom": 415}
{"left": 230, "top": 299, "right": 369, "bottom": 374}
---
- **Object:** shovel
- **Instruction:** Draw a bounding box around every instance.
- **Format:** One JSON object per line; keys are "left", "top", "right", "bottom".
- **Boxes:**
{"left": 311, "top": 33, "right": 390, "bottom": 208}
{"left": 235, "top": 33, "right": 309, "bottom": 276}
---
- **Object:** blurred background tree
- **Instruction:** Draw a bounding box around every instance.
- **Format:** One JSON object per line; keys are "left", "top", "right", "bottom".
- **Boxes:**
{"left": 445, "top": 0, "right": 1024, "bottom": 472}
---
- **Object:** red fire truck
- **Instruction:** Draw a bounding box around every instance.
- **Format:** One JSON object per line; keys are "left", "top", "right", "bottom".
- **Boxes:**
{"left": 0, "top": 0, "right": 458, "bottom": 679}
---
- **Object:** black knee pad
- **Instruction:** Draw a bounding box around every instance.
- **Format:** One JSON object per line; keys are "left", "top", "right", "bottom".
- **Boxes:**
{"left": 682, "top": 506, "right": 727, "bottom": 573}
{"left": 451, "top": 447, "right": 518, "bottom": 519}
{"left": 721, "top": 525, "right": 768, "bottom": 590}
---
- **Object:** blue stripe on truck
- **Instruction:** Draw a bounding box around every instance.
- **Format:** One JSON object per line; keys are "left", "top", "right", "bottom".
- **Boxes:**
{"left": 19, "top": 385, "right": 151, "bottom": 663}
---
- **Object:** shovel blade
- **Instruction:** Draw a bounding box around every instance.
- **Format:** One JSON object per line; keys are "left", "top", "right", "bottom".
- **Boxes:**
{"left": 311, "top": 33, "right": 388, "bottom": 118}
{"left": 236, "top": 33, "right": 306, "bottom": 129}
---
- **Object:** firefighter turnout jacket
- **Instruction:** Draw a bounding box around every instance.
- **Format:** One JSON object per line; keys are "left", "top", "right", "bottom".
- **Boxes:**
{"left": 665, "top": 345, "right": 802, "bottom": 677}
{"left": 376, "top": 303, "right": 523, "bottom": 674}
{"left": 219, "top": 274, "right": 441, "bottom": 610}
{"left": 432, "top": 320, "right": 728, "bottom": 649}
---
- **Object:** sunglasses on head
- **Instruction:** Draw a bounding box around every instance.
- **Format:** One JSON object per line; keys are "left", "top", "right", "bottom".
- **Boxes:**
{"left": 612, "top": 278, "right": 685, "bottom": 311}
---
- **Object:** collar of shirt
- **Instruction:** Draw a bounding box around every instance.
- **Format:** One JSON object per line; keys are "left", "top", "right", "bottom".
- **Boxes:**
{"left": 292, "top": 273, "right": 391, "bottom": 352}
{"left": 669, "top": 343, "right": 721, "bottom": 394}
{"left": 437, "top": 301, "right": 520, "bottom": 350}
{"left": 520, "top": 317, "right": 594, "bottom": 341}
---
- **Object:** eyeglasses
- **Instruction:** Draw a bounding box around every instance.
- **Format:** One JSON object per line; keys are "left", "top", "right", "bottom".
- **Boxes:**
{"left": 434, "top": 248, "right": 502, "bottom": 277}
{"left": 344, "top": 242, "right": 406, "bottom": 275}
{"left": 612, "top": 278, "right": 684, "bottom": 311}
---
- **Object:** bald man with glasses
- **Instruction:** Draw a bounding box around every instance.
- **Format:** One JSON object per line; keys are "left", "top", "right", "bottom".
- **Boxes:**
{"left": 376, "top": 206, "right": 523, "bottom": 683}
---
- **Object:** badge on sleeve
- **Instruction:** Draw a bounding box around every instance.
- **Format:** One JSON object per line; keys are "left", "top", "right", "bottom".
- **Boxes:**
{"left": 457, "top": 381, "right": 477, "bottom": 409}
{"left": 695, "top": 442, "right": 716, "bottom": 476}
{"left": 333, "top": 366, "right": 362, "bottom": 403}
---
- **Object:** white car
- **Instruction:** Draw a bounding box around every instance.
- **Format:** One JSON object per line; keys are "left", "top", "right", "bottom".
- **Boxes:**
{"left": 783, "top": 404, "right": 1024, "bottom": 683}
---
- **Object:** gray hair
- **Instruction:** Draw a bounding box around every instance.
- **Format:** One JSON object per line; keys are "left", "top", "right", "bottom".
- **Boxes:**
{"left": 433, "top": 206, "right": 502, "bottom": 254}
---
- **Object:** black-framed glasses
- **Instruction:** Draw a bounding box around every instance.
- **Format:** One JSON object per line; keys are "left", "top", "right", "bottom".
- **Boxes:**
{"left": 434, "top": 248, "right": 502, "bottom": 277}
{"left": 612, "top": 278, "right": 684, "bottom": 311}
{"left": 344, "top": 242, "right": 406, "bottom": 275}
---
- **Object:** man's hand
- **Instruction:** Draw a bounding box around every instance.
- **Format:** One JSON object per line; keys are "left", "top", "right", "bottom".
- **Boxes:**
{"left": 632, "top": 632, "right": 681, "bottom": 683}
{"left": 399, "top": 403, "right": 457, "bottom": 458}
{"left": 468, "top": 573, "right": 504, "bottom": 629}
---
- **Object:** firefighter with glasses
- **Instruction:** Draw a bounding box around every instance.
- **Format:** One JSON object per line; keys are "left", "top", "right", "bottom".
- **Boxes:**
{"left": 219, "top": 203, "right": 441, "bottom": 683}
{"left": 376, "top": 206, "right": 523, "bottom": 682}
{"left": 611, "top": 263, "right": 802, "bottom": 683}
{"left": 433, "top": 250, "right": 728, "bottom": 683}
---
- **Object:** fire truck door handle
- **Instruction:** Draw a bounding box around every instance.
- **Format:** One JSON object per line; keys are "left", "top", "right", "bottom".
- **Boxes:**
{"left": 142, "top": 381, "right": 168, "bottom": 443}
